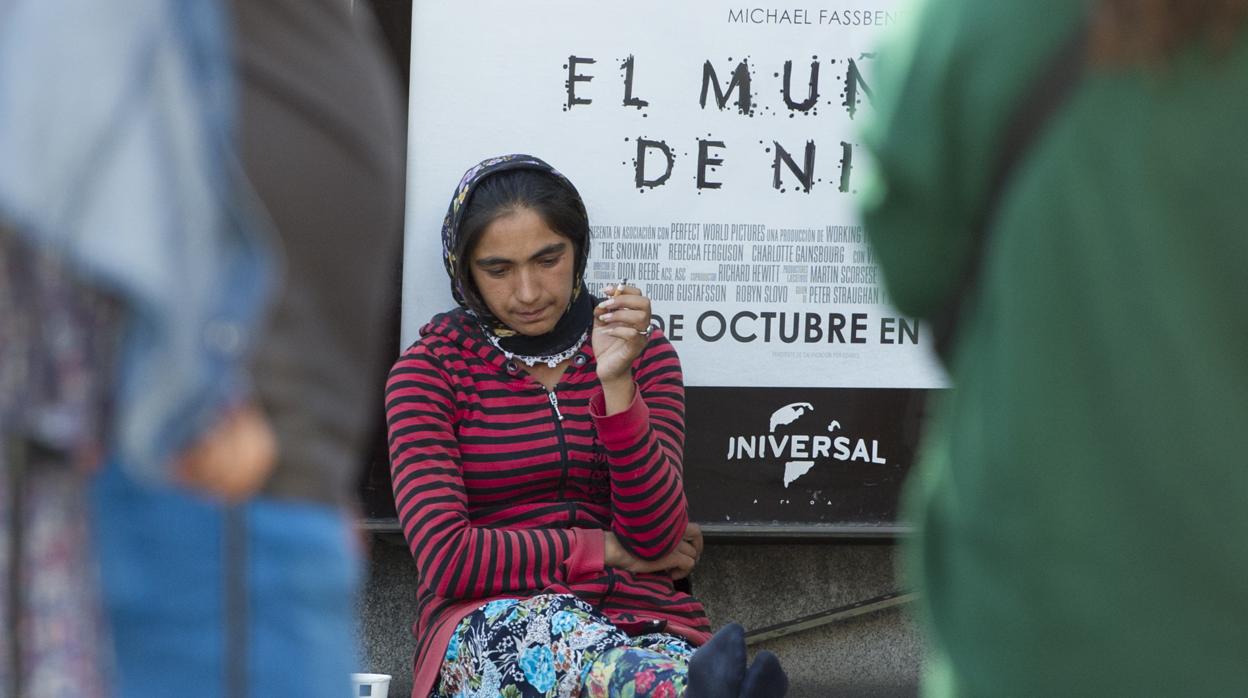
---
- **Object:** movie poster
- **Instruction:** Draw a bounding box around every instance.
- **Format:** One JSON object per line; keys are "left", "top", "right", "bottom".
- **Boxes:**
{"left": 404, "top": 1, "right": 941, "bottom": 532}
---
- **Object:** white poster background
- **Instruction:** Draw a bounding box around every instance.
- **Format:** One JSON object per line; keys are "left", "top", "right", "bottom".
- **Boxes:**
{"left": 403, "top": 1, "right": 946, "bottom": 389}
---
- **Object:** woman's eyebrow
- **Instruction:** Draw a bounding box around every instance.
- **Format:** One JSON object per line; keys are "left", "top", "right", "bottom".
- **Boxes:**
{"left": 527, "top": 242, "right": 568, "bottom": 261}
{"left": 474, "top": 241, "right": 567, "bottom": 268}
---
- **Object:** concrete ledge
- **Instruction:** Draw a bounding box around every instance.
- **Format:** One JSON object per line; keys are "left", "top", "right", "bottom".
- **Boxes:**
{"left": 357, "top": 539, "right": 921, "bottom": 697}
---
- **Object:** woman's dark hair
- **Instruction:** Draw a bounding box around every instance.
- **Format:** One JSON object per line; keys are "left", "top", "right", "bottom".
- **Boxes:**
{"left": 1092, "top": 0, "right": 1248, "bottom": 64}
{"left": 455, "top": 168, "right": 590, "bottom": 301}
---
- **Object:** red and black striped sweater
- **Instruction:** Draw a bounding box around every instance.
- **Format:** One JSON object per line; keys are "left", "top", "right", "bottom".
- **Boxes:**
{"left": 386, "top": 309, "right": 712, "bottom": 697}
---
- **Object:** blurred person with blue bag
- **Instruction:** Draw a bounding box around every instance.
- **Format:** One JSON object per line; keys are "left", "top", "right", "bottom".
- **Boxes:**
{"left": 2, "top": 0, "right": 404, "bottom": 695}
{"left": 1, "top": 0, "right": 275, "bottom": 694}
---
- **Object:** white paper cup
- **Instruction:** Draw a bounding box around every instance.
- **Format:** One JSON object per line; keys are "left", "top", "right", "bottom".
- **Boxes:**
{"left": 350, "top": 673, "right": 391, "bottom": 698}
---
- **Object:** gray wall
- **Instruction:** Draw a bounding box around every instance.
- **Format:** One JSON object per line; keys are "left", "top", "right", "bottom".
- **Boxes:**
{"left": 358, "top": 537, "right": 922, "bottom": 697}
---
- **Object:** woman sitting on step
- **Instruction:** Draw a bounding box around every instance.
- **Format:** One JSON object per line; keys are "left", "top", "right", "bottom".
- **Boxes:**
{"left": 386, "top": 154, "right": 787, "bottom": 698}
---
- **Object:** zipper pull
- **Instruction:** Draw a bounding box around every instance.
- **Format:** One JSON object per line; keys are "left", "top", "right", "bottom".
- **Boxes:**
{"left": 547, "top": 390, "right": 564, "bottom": 421}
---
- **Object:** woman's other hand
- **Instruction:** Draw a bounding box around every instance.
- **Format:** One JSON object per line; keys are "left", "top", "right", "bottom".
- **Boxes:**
{"left": 605, "top": 523, "right": 703, "bottom": 580}
{"left": 593, "top": 283, "right": 653, "bottom": 414}
{"left": 682, "top": 522, "right": 703, "bottom": 561}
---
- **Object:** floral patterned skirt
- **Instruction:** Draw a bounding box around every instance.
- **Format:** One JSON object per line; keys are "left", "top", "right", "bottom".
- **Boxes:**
{"left": 434, "top": 594, "right": 693, "bottom": 698}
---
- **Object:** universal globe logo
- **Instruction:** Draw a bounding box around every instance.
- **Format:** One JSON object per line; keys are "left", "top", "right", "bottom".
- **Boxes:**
{"left": 724, "top": 401, "right": 888, "bottom": 487}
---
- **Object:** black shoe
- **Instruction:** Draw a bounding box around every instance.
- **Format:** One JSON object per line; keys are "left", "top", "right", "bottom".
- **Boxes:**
{"left": 739, "top": 650, "right": 787, "bottom": 698}
{"left": 686, "top": 622, "right": 747, "bottom": 698}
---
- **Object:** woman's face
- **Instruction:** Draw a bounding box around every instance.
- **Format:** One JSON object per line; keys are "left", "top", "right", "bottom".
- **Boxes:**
{"left": 469, "top": 206, "right": 576, "bottom": 336}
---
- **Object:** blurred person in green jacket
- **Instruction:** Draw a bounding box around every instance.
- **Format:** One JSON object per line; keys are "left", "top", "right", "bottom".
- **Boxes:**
{"left": 861, "top": 0, "right": 1248, "bottom": 695}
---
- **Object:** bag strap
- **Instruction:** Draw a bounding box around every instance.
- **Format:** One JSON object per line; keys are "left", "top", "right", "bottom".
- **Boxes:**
{"left": 930, "top": 23, "right": 1091, "bottom": 363}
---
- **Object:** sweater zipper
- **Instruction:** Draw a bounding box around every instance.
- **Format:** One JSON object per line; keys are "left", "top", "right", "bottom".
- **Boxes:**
{"left": 547, "top": 388, "right": 571, "bottom": 499}
{"left": 547, "top": 389, "right": 564, "bottom": 422}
